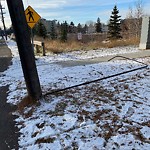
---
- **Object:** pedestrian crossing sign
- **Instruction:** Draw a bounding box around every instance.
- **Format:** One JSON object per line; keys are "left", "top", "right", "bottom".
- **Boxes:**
{"left": 25, "top": 6, "right": 41, "bottom": 29}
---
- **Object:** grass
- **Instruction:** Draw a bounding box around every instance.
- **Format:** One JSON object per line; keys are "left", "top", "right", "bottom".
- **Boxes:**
{"left": 34, "top": 36, "right": 140, "bottom": 54}
{"left": 105, "top": 37, "right": 140, "bottom": 48}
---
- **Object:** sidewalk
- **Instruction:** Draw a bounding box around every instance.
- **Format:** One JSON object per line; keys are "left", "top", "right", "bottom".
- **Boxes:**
{"left": 0, "top": 40, "right": 19, "bottom": 150}
{"left": 56, "top": 49, "right": 150, "bottom": 67}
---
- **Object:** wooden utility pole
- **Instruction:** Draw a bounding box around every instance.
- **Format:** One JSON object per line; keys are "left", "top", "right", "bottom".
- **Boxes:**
{"left": 6, "top": 0, "right": 42, "bottom": 100}
{"left": 0, "top": 1, "right": 7, "bottom": 40}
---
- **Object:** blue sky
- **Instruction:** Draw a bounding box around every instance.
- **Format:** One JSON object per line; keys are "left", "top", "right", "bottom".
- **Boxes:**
{"left": 1, "top": 0, "right": 150, "bottom": 27}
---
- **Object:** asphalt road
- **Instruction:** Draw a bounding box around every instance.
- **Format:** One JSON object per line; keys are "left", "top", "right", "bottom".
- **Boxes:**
{"left": 0, "top": 40, "right": 19, "bottom": 150}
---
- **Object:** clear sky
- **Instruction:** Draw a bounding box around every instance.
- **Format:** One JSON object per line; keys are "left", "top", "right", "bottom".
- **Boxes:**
{"left": 1, "top": 0, "right": 150, "bottom": 27}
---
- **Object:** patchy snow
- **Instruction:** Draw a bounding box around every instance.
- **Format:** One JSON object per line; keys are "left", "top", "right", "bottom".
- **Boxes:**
{"left": 0, "top": 39, "right": 150, "bottom": 149}
{"left": 35, "top": 46, "right": 140, "bottom": 64}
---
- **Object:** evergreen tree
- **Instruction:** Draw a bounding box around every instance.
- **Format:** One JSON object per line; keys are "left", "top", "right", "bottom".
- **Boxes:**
{"left": 60, "top": 21, "right": 68, "bottom": 42}
{"left": 70, "top": 21, "right": 74, "bottom": 26}
{"left": 77, "top": 23, "right": 82, "bottom": 33}
{"left": 96, "top": 17, "right": 102, "bottom": 33}
{"left": 68, "top": 21, "right": 75, "bottom": 33}
{"left": 56, "top": 21, "right": 61, "bottom": 35}
{"left": 50, "top": 21, "right": 57, "bottom": 40}
{"left": 108, "top": 5, "right": 122, "bottom": 39}
{"left": 83, "top": 24, "right": 88, "bottom": 33}
{"left": 35, "top": 22, "right": 47, "bottom": 39}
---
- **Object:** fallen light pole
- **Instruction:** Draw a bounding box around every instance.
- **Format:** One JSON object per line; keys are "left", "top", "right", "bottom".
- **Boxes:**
{"left": 44, "top": 56, "right": 148, "bottom": 96}
{"left": 6, "top": 0, "right": 42, "bottom": 100}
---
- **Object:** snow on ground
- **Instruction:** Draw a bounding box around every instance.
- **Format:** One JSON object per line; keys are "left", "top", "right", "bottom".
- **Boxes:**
{"left": 36, "top": 46, "right": 139, "bottom": 64}
{"left": 0, "top": 39, "right": 150, "bottom": 149}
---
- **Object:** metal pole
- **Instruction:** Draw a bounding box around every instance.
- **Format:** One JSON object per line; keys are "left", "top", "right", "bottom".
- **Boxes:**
{"left": 31, "top": 28, "right": 34, "bottom": 50}
{"left": 6, "top": 0, "right": 42, "bottom": 100}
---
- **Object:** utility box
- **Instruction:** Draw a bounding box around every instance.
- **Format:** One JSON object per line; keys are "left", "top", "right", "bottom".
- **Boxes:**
{"left": 139, "top": 16, "right": 150, "bottom": 49}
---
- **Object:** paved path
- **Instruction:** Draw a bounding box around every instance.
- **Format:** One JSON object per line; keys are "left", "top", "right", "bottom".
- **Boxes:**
{"left": 0, "top": 40, "right": 19, "bottom": 150}
{"left": 56, "top": 49, "right": 150, "bottom": 67}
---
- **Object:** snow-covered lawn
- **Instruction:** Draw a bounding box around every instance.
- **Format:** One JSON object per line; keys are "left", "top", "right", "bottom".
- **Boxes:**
{"left": 0, "top": 40, "right": 150, "bottom": 150}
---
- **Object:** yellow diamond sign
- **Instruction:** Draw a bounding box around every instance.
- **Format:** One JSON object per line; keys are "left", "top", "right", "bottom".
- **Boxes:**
{"left": 25, "top": 6, "right": 41, "bottom": 29}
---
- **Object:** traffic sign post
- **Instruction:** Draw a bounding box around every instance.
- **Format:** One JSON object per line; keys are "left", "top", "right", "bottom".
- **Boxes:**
{"left": 25, "top": 6, "right": 41, "bottom": 50}
{"left": 6, "top": 0, "right": 42, "bottom": 100}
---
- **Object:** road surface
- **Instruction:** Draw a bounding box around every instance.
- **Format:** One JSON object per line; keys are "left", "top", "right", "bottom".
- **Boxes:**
{"left": 0, "top": 40, "right": 19, "bottom": 150}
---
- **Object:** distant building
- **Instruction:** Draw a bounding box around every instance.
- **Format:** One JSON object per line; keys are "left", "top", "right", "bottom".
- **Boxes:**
{"left": 87, "top": 24, "right": 95, "bottom": 33}
{"left": 87, "top": 23, "right": 108, "bottom": 34}
{"left": 101, "top": 24, "right": 108, "bottom": 32}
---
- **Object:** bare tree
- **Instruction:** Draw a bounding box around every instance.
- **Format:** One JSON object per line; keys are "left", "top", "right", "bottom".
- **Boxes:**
{"left": 124, "top": 0, "right": 144, "bottom": 38}
{"left": 126, "top": 6, "right": 133, "bottom": 19}
{"left": 135, "top": 0, "right": 144, "bottom": 19}
{"left": 134, "top": 0, "right": 144, "bottom": 37}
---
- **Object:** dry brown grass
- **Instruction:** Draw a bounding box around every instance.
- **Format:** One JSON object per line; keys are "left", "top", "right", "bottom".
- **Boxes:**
{"left": 105, "top": 37, "right": 140, "bottom": 48}
{"left": 45, "top": 40, "right": 85, "bottom": 53}
{"left": 34, "top": 36, "right": 140, "bottom": 53}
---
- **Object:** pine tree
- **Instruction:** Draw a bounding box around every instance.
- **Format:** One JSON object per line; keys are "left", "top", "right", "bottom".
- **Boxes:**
{"left": 60, "top": 21, "right": 68, "bottom": 42}
{"left": 108, "top": 5, "right": 122, "bottom": 39}
{"left": 83, "top": 24, "right": 88, "bottom": 33}
{"left": 77, "top": 23, "right": 82, "bottom": 33}
{"left": 50, "top": 21, "right": 57, "bottom": 40}
{"left": 68, "top": 21, "right": 75, "bottom": 33}
{"left": 35, "top": 22, "right": 47, "bottom": 39}
{"left": 96, "top": 17, "right": 102, "bottom": 33}
{"left": 56, "top": 21, "right": 61, "bottom": 35}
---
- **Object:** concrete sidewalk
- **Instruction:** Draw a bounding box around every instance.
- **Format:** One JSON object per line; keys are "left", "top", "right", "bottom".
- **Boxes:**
{"left": 56, "top": 49, "right": 150, "bottom": 67}
{"left": 0, "top": 40, "right": 19, "bottom": 150}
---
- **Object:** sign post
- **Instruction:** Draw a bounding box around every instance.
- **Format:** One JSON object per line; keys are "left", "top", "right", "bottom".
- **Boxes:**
{"left": 25, "top": 6, "right": 41, "bottom": 49}
{"left": 6, "top": 0, "right": 42, "bottom": 100}
{"left": 77, "top": 32, "right": 82, "bottom": 41}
